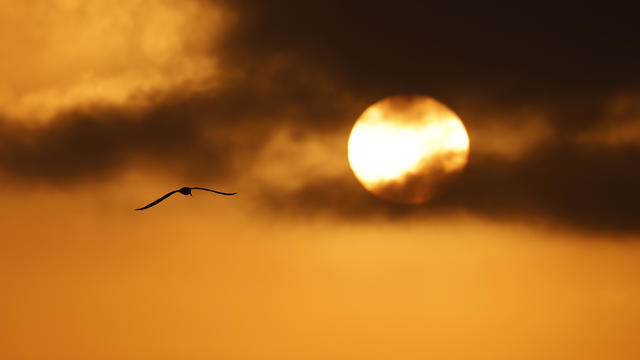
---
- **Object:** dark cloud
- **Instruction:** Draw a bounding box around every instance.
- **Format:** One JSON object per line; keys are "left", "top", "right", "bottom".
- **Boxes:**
{"left": 0, "top": 100, "right": 228, "bottom": 184}
{"left": 257, "top": 139, "right": 640, "bottom": 234}
{"left": 223, "top": 0, "right": 640, "bottom": 233}
{"left": 0, "top": 52, "right": 360, "bottom": 185}
{"left": 222, "top": 1, "right": 640, "bottom": 100}
{"left": 1, "top": 1, "right": 639, "bottom": 232}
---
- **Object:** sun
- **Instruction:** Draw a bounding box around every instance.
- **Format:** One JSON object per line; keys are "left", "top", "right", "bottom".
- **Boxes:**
{"left": 348, "top": 95, "right": 470, "bottom": 204}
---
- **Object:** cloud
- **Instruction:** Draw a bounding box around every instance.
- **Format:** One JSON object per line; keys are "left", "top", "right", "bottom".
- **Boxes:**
{"left": 0, "top": 97, "right": 229, "bottom": 184}
{"left": 0, "top": 51, "right": 359, "bottom": 186}
{"left": 573, "top": 95, "right": 640, "bottom": 146}
{"left": 253, "top": 128, "right": 640, "bottom": 234}
{"left": 223, "top": 1, "right": 640, "bottom": 100}
{"left": 0, "top": 0, "right": 228, "bottom": 121}
{"left": 1, "top": 1, "right": 639, "bottom": 233}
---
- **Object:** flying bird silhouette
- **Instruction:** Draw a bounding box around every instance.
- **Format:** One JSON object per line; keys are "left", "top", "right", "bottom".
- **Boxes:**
{"left": 135, "top": 187, "right": 236, "bottom": 210}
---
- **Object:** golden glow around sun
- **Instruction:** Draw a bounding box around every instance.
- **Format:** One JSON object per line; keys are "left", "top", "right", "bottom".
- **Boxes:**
{"left": 348, "top": 95, "right": 470, "bottom": 204}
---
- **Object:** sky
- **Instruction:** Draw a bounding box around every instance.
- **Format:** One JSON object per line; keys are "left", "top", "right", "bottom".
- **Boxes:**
{"left": 1, "top": 1, "right": 640, "bottom": 359}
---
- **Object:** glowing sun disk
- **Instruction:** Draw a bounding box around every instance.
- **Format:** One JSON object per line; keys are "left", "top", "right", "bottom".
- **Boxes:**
{"left": 348, "top": 95, "right": 470, "bottom": 204}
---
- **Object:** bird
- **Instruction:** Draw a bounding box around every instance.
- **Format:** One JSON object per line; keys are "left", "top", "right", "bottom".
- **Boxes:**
{"left": 135, "top": 186, "right": 236, "bottom": 210}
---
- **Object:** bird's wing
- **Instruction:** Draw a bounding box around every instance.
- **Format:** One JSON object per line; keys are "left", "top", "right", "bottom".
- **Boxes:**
{"left": 192, "top": 187, "right": 237, "bottom": 196}
{"left": 135, "top": 190, "right": 179, "bottom": 210}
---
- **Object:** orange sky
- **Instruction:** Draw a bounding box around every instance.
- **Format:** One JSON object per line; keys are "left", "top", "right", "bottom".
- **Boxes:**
{"left": 2, "top": 177, "right": 640, "bottom": 359}
{"left": 1, "top": 1, "right": 640, "bottom": 359}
